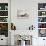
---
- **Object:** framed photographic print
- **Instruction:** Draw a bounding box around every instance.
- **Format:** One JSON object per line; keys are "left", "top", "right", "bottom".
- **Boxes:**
{"left": 17, "top": 9, "right": 29, "bottom": 19}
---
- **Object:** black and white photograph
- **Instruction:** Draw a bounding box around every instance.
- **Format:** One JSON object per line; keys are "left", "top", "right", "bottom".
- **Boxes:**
{"left": 17, "top": 9, "right": 29, "bottom": 19}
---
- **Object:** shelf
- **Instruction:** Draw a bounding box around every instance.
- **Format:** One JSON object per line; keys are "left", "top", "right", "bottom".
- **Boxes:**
{"left": 38, "top": 22, "right": 46, "bottom": 23}
{"left": 0, "top": 22, "right": 8, "bottom": 23}
{"left": 38, "top": 28, "right": 46, "bottom": 29}
{"left": 0, "top": 3, "right": 8, "bottom": 37}
{"left": 38, "top": 10, "right": 46, "bottom": 11}
{"left": 38, "top": 16, "right": 46, "bottom": 17}
{"left": 38, "top": 3, "right": 46, "bottom": 37}
{"left": 0, "top": 16, "right": 8, "bottom": 17}
{"left": 0, "top": 10, "right": 8, "bottom": 11}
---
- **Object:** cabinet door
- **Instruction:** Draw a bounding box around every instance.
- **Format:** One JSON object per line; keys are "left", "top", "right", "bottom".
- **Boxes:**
{"left": 38, "top": 39, "right": 44, "bottom": 46}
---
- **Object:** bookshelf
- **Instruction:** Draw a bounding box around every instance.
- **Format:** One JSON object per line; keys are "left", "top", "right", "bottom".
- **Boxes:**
{"left": 0, "top": 3, "right": 8, "bottom": 37}
{"left": 38, "top": 3, "right": 46, "bottom": 37}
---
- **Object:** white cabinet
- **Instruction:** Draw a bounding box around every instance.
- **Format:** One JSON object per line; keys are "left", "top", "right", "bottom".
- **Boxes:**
{"left": 38, "top": 3, "right": 46, "bottom": 37}
{"left": 38, "top": 37, "right": 46, "bottom": 46}
{"left": 38, "top": 3, "right": 46, "bottom": 46}
{"left": 0, "top": 0, "right": 11, "bottom": 45}
{"left": 0, "top": 35, "right": 8, "bottom": 45}
{"left": 0, "top": 0, "right": 8, "bottom": 45}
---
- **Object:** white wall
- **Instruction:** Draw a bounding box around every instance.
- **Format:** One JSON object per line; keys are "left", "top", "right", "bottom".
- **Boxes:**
{"left": 11, "top": 0, "right": 46, "bottom": 30}
{"left": 11, "top": 0, "right": 46, "bottom": 46}
{"left": 11, "top": 0, "right": 38, "bottom": 30}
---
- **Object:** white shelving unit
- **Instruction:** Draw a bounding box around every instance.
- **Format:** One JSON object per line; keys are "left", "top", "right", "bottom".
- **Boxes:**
{"left": 0, "top": 0, "right": 11, "bottom": 45}
{"left": 38, "top": 28, "right": 46, "bottom": 29}
{"left": 0, "top": 16, "right": 8, "bottom": 17}
{"left": 38, "top": 3, "right": 46, "bottom": 37}
{"left": 38, "top": 10, "right": 46, "bottom": 11}
{"left": 38, "top": 22, "right": 46, "bottom": 23}
{"left": 38, "top": 16, "right": 46, "bottom": 17}
{"left": 0, "top": 3, "right": 8, "bottom": 35}
{"left": 0, "top": 10, "right": 8, "bottom": 11}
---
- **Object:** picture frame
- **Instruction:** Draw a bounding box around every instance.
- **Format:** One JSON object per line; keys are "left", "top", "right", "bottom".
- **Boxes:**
{"left": 17, "top": 9, "right": 29, "bottom": 19}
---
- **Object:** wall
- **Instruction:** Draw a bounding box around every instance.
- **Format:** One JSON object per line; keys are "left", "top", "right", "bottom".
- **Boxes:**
{"left": 11, "top": 0, "right": 46, "bottom": 46}
{"left": 11, "top": 0, "right": 46, "bottom": 30}
{"left": 11, "top": 0, "right": 38, "bottom": 30}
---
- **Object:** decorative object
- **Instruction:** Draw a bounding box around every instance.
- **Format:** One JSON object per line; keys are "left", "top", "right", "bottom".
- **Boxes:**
{"left": 0, "top": 3, "right": 8, "bottom": 10}
{"left": 40, "top": 8, "right": 44, "bottom": 10}
{"left": 0, "top": 23, "right": 8, "bottom": 37}
{"left": 38, "top": 3, "right": 46, "bottom": 37}
{"left": 38, "top": 11, "right": 46, "bottom": 16}
{"left": 39, "top": 29, "right": 46, "bottom": 37}
{"left": 0, "top": 3, "right": 8, "bottom": 37}
{"left": 15, "top": 35, "right": 32, "bottom": 46}
{"left": 21, "top": 40, "right": 25, "bottom": 46}
{"left": 42, "top": 12, "right": 45, "bottom": 15}
{"left": 38, "top": 17, "right": 46, "bottom": 22}
{"left": 5, "top": 6, "right": 8, "bottom": 10}
{"left": 17, "top": 9, "right": 29, "bottom": 19}
{"left": 38, "top": 3, "right": 46, "bottom": 10}
{"left": 19, "top": 35, "right": 32, "bottom": 45}
{"left": 11, "top": 23, "right": 16, "bottom": 30}
{"left": 0, "top": 11, "right": 8, "bottom": 16}
{"left": 38, "top": 23, "right": 46, "bottom": 28}
{"left": 29, "top": 25, "right": 35, "bottom": 30}
{"left": 0, "top": 17, "right": 8, "bottom": 22}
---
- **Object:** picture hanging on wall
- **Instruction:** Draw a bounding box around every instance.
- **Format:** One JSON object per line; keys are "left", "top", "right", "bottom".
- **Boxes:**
{"left": 17, "top": 9, "right": 29, "bottom": 19}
